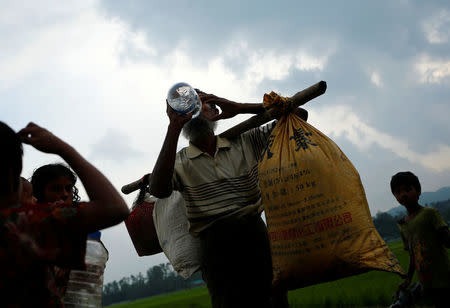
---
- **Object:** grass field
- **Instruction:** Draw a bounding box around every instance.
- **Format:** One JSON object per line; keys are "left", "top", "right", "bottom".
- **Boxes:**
{"left": 107, "top": 241, "right": 424, "bottom": 308}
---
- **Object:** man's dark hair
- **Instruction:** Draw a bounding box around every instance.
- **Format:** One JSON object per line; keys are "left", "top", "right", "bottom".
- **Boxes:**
{"left": 31, "top": 163, "right": 81, "bottom": 203}
{"left": 390, "top": 171, "right": 421, "bottom": 194}
{"left": 0, "top": 122, "right": 23, "bottom": 198}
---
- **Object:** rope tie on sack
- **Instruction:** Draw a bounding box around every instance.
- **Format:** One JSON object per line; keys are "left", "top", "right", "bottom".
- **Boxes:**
{"left": 263, "top": 91, "right": 295, "bottom": 114}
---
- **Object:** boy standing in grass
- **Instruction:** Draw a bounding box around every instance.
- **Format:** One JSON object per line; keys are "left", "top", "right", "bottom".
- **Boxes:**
{"left": 391, "top": 171, "right": 450, "bottom": 308}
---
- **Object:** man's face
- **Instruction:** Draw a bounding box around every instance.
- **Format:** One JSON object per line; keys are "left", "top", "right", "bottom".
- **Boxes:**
{"left": 393, "top": 184, "right": 420, "bottom": 208}
{"left": 182, "top": 102, "right": 218, "bottom": 141}
{"left": 200, "top": 101, "right": 219, "bottom": 120}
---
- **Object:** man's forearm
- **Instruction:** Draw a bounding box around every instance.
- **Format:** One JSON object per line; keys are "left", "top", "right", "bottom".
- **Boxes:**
{"left": 149, "top": 124, "right": 181, "bottom": 198}
{"left": 236, "top": 103, "right": 265, "bottom": 115}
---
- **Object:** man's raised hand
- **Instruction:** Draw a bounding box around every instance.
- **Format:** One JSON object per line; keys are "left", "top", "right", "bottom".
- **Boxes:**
{"left": 166, "top": 100, "right": 193, "bottom": 131}
{"left": 199, "top": 93, "right": 240, "bottom": 121}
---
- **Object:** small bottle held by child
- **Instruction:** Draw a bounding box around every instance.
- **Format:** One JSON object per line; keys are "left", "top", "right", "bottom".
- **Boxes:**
{"left": 63, "top": 231, "right": 109, "bottom": 308}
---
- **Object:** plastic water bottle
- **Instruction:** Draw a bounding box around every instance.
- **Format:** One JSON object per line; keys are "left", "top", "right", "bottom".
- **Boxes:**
{"left": 63, "top": 231, "right": 109, "bottom": 308}
{"left": 167, "top": 82, "right": 202, "bottom": 118}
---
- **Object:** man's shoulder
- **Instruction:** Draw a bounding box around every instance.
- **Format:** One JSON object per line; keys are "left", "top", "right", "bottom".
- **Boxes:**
{"left": 174, "top": 146, "right": 193, "bottom": 167}
{"left": 175, "top": 146, "right": 189, "bottom": 157}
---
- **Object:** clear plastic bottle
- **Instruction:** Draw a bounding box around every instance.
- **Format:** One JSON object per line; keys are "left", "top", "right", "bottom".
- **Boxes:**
{"left": 63, "top": 231, "right": 109, "bottom": 308}
{"left": 167, "top": 82, "right": 202, "bottom": 118}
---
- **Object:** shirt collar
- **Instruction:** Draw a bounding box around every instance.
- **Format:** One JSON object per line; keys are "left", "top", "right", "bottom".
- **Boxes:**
{"left": 186, "top": 136, "right": 231, "bottom": 159}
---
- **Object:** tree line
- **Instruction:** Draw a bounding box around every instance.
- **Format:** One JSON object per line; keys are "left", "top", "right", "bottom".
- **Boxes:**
{"left": 102, "top": 263, "right": 203, "bottom": 306}
{"left": 373, "top": 199, "right": 450, "bottom": 241}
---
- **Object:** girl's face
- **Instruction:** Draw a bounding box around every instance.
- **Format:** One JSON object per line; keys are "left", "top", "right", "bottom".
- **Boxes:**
{"left": 43, "top": 175, "right": 74, "bottom": 204}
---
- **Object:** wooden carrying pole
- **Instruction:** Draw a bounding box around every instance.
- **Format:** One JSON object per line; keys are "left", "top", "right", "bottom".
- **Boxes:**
{"left": 219, "top": 80, "right": 327, "bottom": 139}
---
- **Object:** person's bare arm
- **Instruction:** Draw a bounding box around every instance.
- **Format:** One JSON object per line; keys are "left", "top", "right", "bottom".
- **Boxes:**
{"left": 18, "top": 122, "right": 129, "bottom": 233}
{"left": 149, "top": 103, "right": 192, "bottom": 198}
{"left": 199, "top": 93, "right": 265, "bottom": 121}
{"left": 200, "top": 93, "right": 308, "bottom": 122}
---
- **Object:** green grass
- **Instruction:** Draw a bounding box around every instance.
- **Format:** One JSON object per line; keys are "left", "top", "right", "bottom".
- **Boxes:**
{"left": 288, "top": 241, "right": 409, "bottom": 307}
{"left": 107, "top": 241, "right": 429, "bottom": 308}
{"left": 107, "top": 287, "right": 211, "bottom": 308}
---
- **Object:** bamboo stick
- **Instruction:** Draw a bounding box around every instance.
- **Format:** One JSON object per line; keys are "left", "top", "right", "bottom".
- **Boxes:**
{"left": 219, "top": 81, "right": 327, "bottom": 139}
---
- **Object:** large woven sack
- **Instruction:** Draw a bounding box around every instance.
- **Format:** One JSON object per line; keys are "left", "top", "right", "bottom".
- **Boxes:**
{"left": 258, "top": 93, "right": 404, "bottom": 290}
{"left": 153, "top": 191, "right": 201, "bottom": 279}
{"left": 125, "top": 193, "right": 162, "bottom": 256}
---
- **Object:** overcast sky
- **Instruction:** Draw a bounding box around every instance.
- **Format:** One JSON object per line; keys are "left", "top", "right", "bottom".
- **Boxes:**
{"left": 2, "top": 0, "right": 449, "bottom": 284}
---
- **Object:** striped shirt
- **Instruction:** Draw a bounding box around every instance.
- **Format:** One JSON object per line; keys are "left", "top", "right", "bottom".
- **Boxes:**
{"left": 172, "top": 123, "right": 274, "bottom": 235}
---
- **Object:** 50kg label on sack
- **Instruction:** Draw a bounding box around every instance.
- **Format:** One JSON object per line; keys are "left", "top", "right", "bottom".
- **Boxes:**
{"left": 260, "top": 160, "right": 357, "bottom": 259}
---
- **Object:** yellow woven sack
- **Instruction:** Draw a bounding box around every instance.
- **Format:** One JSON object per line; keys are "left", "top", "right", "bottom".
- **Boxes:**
{"left": 259, "top": 93, "right": 404, "bottom": 290}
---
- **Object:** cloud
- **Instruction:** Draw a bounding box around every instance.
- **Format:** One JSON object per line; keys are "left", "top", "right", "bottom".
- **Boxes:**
{"left": 422, "top": 9, "right": 450, "bottom": 44}
{"left": 90, "top": 129, "right": 143, "bottom": 162}
{"left": 310, "top": 105, "right": 450, "bottom": 172}
{"left": 295, "top": 52, "right": 328, "bottom": 71}
{"left": 370, "top": 71, "right": 383, "bottom": 88}
{"left": 243, "top": 48, "right": 329, "bottom": 86}
{"left": 414, "top": 54, "right": 450, "bottom": 84}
